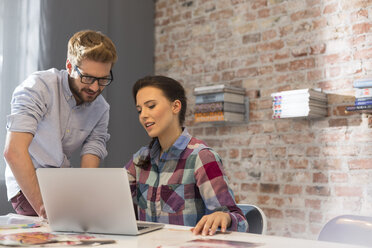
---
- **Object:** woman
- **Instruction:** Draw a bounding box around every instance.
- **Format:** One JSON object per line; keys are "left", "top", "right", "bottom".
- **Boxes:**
{"left": 124, "top": 76, "right": 248, "bottom": 235}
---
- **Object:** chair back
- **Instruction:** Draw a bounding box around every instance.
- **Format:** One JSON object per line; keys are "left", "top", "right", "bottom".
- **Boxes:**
{"left": 237, "top": 204, "right": 267, "bottom": 234}
{"left": 318, "top": 214, "right": 372, "bottom": 247}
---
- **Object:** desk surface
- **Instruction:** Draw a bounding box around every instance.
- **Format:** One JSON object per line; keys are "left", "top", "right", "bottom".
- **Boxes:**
{"left": 0, "top": 222, "right": 364, "bottom": 248}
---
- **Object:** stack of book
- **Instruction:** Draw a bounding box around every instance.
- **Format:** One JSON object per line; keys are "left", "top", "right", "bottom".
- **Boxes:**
{"left": 346, "top": 78, "right": 372, "bottom": 112}
{"left": 271, "top": 88, "right": 327, "bottom": 119}
{"left": 194, "top": 84, "right": 246, "bottom": 123}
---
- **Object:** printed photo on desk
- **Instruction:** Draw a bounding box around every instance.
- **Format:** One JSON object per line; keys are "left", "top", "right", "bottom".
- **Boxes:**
{"left": 157, "top": 238, "right": 263, "bottom": 248}
{"left": 0, "top": 231, "right": 116, "bottom": 247}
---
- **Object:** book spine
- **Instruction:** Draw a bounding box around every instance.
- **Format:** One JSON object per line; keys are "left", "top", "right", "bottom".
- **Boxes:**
{"left": 195, "top": 102, "right": 245, "bottom": 113}
{"left": 194, "top": 111, "right": 225, "bottom": 122}
{"left": 195, "top": 102, "right": 223, "bottom": 113}
{"left": 353, "top": 79, "right": 372, "bottom": 88}
{"left": 355, "top": 97, "right": 372, "bottom": 102}
{"left": 355, "top": 88, "right": 372, "bottom": 98}
{"left": 346, "top": 104, "right": 372, "bottom": 111}
{"left": 355, "top": 100, "right": 372, "bottom": 106}
{"left": 196, "top": 93, "right": 225, "bottom": 104}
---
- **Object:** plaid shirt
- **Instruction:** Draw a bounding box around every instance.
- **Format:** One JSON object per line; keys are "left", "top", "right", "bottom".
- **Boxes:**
{"left": 125, "top": 128, "right": 248, "bottom": 232}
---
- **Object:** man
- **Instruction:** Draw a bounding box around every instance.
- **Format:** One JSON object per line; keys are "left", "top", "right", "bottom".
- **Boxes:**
{"left": 3, "top": 30, "right": 118, "bottom": 218}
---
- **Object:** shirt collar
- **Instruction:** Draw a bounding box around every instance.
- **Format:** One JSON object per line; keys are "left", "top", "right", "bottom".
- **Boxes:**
{"left": 150, "top": 127, "right": 192, "bottom": 161}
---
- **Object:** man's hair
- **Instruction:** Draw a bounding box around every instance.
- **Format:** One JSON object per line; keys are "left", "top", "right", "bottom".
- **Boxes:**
{"left": 67, "top": 30, "right": 117, "bottom": 67}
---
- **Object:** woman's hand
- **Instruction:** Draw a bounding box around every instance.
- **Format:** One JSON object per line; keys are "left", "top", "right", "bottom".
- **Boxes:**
{"left": 191, "top": 211, "right": 231, "bottom": 236}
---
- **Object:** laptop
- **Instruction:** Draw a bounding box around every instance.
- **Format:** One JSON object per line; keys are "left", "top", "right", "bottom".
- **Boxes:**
{"left": 36, "top": 168, "right": 164, "bottom": 235}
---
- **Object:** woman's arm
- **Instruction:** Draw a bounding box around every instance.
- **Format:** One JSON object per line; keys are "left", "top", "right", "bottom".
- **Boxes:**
{"left": 192, "top": 149, "right": 248, "bottom": 235}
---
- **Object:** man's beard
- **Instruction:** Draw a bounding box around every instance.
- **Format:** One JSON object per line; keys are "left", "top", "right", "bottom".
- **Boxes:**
{"left": 69, "top": 79, "right": 101, "bottom": 104}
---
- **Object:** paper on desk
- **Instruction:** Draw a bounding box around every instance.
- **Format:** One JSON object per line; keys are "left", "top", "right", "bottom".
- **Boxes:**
{"left": 0, "top": 231, "right": 116, "bottom": 247}
{"left": 157, "top": 238, "right": 263, "bottom": 248}
{"left": 0, "top": 214, "right": 45, "bottom": 230}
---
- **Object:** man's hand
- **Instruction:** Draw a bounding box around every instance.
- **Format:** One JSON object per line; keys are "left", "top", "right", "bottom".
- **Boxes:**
{"left": 38, "top": 205, "right": 47, "bottom": 219}
{"left": 191, "top": 211, "right": 231, "bottom": 236}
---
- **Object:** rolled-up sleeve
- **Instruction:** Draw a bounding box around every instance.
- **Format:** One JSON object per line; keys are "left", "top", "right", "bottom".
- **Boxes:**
{"left": 80, "top": 108, "right": 110, "bottom": 159}
{"left": 194, "top": 149, "right": 248, "bottom": 233}
{"left": 7, "top": 77, "right": 49, "bottom": 134}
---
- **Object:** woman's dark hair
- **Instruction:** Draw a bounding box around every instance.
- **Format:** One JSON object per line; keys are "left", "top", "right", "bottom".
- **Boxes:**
{"left": 132, "top": 75, "right": 187, "bottom": 168}
{"left": 132, "top": 75, "right": 187, "bottom": 125}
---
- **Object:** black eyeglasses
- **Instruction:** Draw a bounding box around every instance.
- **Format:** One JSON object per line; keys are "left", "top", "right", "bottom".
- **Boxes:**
{"left": 74, "top": 65, "right": 113, "bottom": 86}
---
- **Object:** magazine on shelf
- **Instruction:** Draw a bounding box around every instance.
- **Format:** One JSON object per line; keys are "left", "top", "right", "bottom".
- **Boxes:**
{"left": 355, "top": 88, "right": 372, "bottom": 98}
{"left": 194, "top": 84, "right": 245, "bottom": 95}
{"left": 271, "top": 88, "right": 327, "bottom": 102}
{"left": 195, "top": 102, "right": 245, "bottom": 113}
{"left": 345, "top": 104, "right": 372, "bottom": 111}
{"left": 355, "top": 100, "right": 372, "bottom": 106}
{"left": 353, "top": 78, "right": 372, "bottom": 88}
{"left": 194, "top": 111, "right": 245, "bottom": 122}
{"left": 195, "top": 92, "right": 245, "bottom": 104}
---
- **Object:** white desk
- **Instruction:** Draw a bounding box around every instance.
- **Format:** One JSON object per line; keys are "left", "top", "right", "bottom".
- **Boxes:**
{"left": 0, "top": 222, "right": 365, "bottom": 248}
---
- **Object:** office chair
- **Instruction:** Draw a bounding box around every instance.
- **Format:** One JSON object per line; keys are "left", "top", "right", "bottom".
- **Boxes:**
{"left": 318, "top": 214, "right": 372, "bottom": 247}
{"left": 237, "top": 204, "right": 267, "bottom": 234}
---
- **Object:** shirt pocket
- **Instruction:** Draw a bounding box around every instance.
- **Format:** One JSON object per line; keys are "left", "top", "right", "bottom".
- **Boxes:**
{"left": 63, "top": 128, "right": 91, "bottom": 155}
{"left": 160, "top": 184, "right": 185, "bottom": 213}
{"left": 137, "top": 183, "right": 149, "bottom": 210}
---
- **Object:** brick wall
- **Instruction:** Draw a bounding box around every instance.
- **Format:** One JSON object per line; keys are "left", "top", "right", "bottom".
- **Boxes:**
{"left": 154, "top": 0, "right": 372, "bottom": 239}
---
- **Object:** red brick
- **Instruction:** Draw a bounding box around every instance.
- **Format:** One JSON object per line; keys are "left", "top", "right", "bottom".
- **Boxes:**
{"left": 328, "top": 118, "right": 347, "bottom": 127}
{"left": 306, "top": 186, "right": 330, "bottom": 196}
{"left": 242, "top": 33, "right": 261, "bottom": 44}
{"left": 273, "top": 197, "right": 285, "bottom": 207}
{"left": 236, "top": 68, "right": 258, "bottom": 77}
{"left": 290, "top": 7, "right": 321, "bottom": 21}
{"left": 306, "top": 146, "right": 320, "bottom": 156}
{"left": 355, "top": 47, "right": 372, "bottom": 60}
{"left": 289, "top": 58, "right": 315, "bottom": 71}
{"left": 291, "top": 223, "right": 306, "bottom": 234}
{"left": 305, "top": 199, "right": 321, "bottom": 210}
{"left": 251, "top": 0, "right": 267, "bottom": 9}
{"left": 210, "top": 9, "right": 234, "bottom": 21}
{"left": 350, "top": 9, "right": 369, "bottom": 22}
{"left": 310, "top": 43, "right": 326, "bottom": 54}
{"left": 241, "top": 183, "right": 258, "bottom": 193}
{"left": 258, "top": 195, "right": 270, "bottom": 205}
{"left": 255, "top": 148, "right": 269, "bottom": 158}
{"left": 222, "top": 71, "right": 235, "bottom": 81}
{"left": 335, "top": 186, "right": 363, "bottom": 197}
{"left": 291, "top": 47, "right": 308, "bottom": 57}
{"left": 288, "top": 159, "right": 309, "bottom": 169}
{"left": 349, "top": 159, "right": 372, "bottom": 170}
{"left": 257, "top": 40, "right": 285, "bottom": 52}
{"left": 274, "top": 50, "right": 290, "bottom": 60}
{"left": 279, "top": 25, "right": 293, "bottom": 37}
{"left": 353, "top": 22, "right": 372, "bottom": 35}
{"left": 275, "top": 63, "right": 289, "bottom": 72}
{"left": 263, "top": 208, "right": 283, "bottom": 218}
{"left": 258, "top": 8, "right": 270, "bottom": 18}
{"left": 260, "top": 183, "right": 280, "bottom": 193}
{"left": 323, "top": 2, "right": 338, "bottom": 14}
{"left": 284, "top": 185, "right": 302, "bottom": 195}
{"left": 330, "top": 173, "right": 348, "bottom": 183}
{"left": 313, "top": 172, "right": 328, "bottom": 183}
{"left": 309, "top": 212, "right": 322, "bottom": 222}
{"left": 285, "top": 209, "right": 305, "bottom": 219}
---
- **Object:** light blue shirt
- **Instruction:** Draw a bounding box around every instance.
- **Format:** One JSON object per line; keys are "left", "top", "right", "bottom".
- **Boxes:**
{"left": 5, "top": 68, "right": 110, "bottom": 200}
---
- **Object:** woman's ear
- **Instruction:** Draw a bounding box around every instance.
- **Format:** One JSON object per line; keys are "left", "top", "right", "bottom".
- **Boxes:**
{"left": 172, "top": 100, "right": 182, "bottom": 114}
